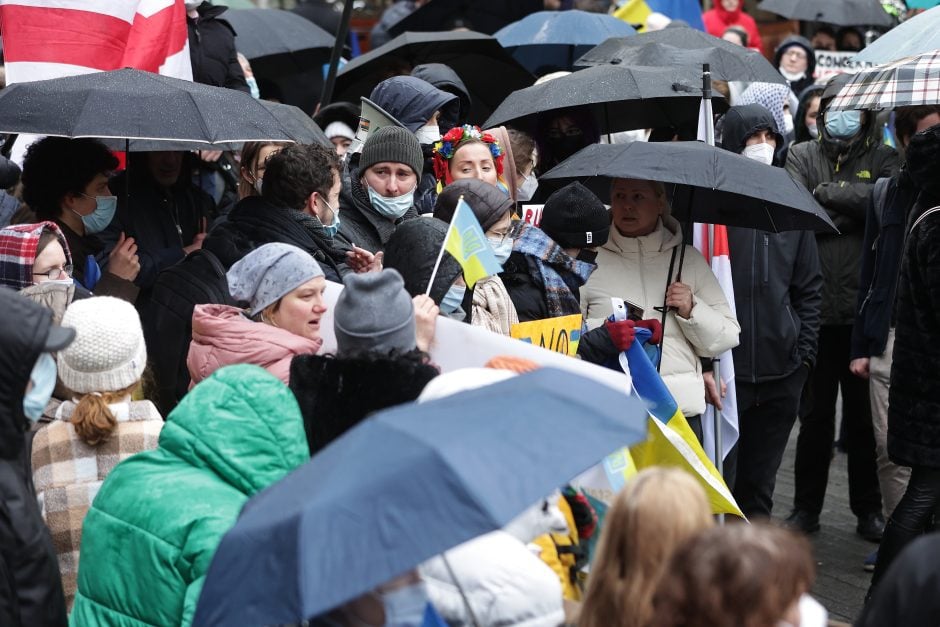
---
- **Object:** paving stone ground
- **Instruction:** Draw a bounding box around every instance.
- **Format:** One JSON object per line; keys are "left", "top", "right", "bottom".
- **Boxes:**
{"left": 772, "top": 426, "right": 874, "bottom": 624}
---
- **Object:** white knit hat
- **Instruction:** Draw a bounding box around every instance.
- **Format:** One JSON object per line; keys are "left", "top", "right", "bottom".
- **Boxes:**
{"left": 57, "top": 296, "right": 147, "bottom": 394}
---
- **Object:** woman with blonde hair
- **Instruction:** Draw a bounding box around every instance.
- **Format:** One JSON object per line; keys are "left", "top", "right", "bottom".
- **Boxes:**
{"left": 30, "top": 296, "right": 163, "bottom": 609}
{"left": 578, "top": 467, "right": 713, "bottom": 627}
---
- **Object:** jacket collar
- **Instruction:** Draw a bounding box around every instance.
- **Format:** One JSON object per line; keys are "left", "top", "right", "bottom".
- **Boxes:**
{"left": 604, "top": 217, "right": 683, "bottom": 254}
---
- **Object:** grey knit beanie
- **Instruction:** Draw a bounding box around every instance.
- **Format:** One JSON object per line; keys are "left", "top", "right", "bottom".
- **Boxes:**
{"left": 227, "top": 243, "right": 325, "bottom": 317}
{"left": 334, "top": 268, "right": 416, "bottom": 355}
{"left": 57, "top": 296, "right": 147, "bottom": 394}
{"left": 359, "top": 125, "right": 424, "bottom": 178}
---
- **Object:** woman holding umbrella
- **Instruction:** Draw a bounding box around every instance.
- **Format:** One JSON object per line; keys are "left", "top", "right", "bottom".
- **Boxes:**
{"left": 581, "top": 178, "right": 740, "bottom": 440}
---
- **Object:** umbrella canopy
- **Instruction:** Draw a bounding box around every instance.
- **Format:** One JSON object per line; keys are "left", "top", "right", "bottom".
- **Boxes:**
{"left": 575, "top": 28, "right": 787, "bottom": 85}
{"left": 482, "top": 64, "right": 728, "bottom": 135}
{"left": 192, "top": 368, "right": 646, "bottom": 626}
{"left": 334, "top": 30, "right": 533, "bottom": 125}
{"left": 388, "top": 0, "right": 544, "bottom": 37}
{"left": 225, "top": 8, "right": 334, "bottom": 78}
{"left": 494, "top": 10, "right": 636, "bottom": 74}
{"left": 757, "top": 0, "right": 893, "bottom": 27}
{"left": 102, "top": 100, "right": 330, "bottom": 152}
{"left": 853, "top": 5, "right": 940, "bottom": 63}
{"left": 540, "top": 142, "right": 837, "bottom": 233}
{"left": 0, "top": 68, "right": 305, "bottom": 144}
{"left": 828, "top": 51, "right": 940, "bottom": 111}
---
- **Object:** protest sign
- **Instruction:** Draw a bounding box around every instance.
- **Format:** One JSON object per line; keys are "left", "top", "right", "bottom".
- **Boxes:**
{"left": 510, "top": 314, "right": 582, "bottom": 357}
{"left": 815, "top": 50, "right": 876, "bottom": 81}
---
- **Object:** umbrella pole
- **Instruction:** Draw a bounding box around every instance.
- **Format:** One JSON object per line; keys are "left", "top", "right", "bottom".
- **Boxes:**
{"left": 124, "top": 137, "right": 130, "bottom": 210}
{"left": 319, "top": 0, "right": 354, "bottom": 107}
{"left": 442, "top": 554, "right": 481, "bottom": 627}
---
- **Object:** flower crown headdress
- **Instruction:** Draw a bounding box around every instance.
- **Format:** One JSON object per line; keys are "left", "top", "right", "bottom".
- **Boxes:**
{"left": 432, "top": 124, "right": 505, "bottom": 185}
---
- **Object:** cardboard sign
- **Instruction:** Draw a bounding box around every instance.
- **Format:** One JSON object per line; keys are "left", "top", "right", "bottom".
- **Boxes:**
{"left": 814, "top": 50, "right": 876, "bottom": 81}
{"left": 510, "top": 314, "right": 583, "bottom": 357}
{"left": 520, "top": 204, "right": 544, "bottom": 227}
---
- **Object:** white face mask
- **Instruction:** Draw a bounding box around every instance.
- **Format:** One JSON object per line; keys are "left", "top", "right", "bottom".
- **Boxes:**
{"left": 780, "top": 68, "right": 806, "bottom": 82}
{"left": 517, "top": 173, "right": 539, "bottom": 202}
{"left": 783, "top": 112, "right": 795, "bottom": 135}
{"left": 807, "top": 123, "right": 819, "bottom": 139}
{"left": 742, "top": 142, "right": 775, "bottom": 165}
{"left": 414, "top": 124, "right": 441, "bottom": 145}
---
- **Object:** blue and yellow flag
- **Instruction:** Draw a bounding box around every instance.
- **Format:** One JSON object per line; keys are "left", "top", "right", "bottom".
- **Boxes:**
{"left": 444, "top": 197, "right": 503, "bottom": 288}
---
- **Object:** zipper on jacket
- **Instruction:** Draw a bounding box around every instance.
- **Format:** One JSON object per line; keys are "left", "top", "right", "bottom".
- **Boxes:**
{"left": 750, "top": 231, "right": 758, "bottom": 383}
{"left": 762, "top": 234, "right": 769, "bottom": 284}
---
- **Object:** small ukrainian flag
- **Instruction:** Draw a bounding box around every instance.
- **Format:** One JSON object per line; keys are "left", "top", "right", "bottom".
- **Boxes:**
{"left": 443, "top": 197, "right": 503, "bottom": 288}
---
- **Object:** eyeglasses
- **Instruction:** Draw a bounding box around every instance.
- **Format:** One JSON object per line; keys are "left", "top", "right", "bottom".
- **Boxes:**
{"left": 784, "top": 49, "right": 808, "bottom": 59}
{"left": 32, "top": 265, "right": 72, "bottom": 281}
{"left": 487, "top": 230, "right": 512, "bottom": 246}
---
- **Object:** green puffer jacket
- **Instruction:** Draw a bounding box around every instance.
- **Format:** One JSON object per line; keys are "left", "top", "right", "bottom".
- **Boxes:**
{"left": 70, "top": 365, "right": 309, "bottom": 627}
{"left": 785, "top": 133, "right": 898, "bottom": 326}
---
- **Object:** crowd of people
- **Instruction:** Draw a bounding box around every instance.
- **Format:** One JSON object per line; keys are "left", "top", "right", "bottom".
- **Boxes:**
{"left": 2, "top": 0, "right": 940, "bottom": 625}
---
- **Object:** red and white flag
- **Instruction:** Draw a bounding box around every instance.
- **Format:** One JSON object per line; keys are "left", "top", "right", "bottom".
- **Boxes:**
{"left": 693, "top": 223, "right": 739, "bottom": 462}
{"left": 0, "top": 0, "right": 192, "bottom": 83}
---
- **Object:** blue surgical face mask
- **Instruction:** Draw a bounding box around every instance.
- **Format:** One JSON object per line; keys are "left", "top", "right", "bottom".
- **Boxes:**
{"left": 517, "top": 173, "right": 539, "bottom": 202}
{"left": 440, "top": 283, "right": 466, "bottom": 314}
{"left": 75, "top": 193, "right": 118, "bottom": 234}
{"left": 246, "top": 76, "right": 260, "bottom": 99}
{"left": 825, "top": 110, "right": 862, "bottom": 139}
{"left": 488, "top": 236, "right": 513, "bottom": 265}
{"left": 367, "top": 184, "right": 415, "bottom": 220}
{"left": 23, "top": 352, "right": 56, "bottom": 422}
{"left": 380, "top": 581, "right": 429, "bottom": 627}
{"left": 319, "top": 196, "right": 341, "bottom": 238}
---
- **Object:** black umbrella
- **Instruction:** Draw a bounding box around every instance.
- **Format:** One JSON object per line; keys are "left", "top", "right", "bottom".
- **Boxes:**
{"left": 539, "top": 142, "right": 836, "bottom": 233}
{"left": 388, "top": 0, "right": 544, "bottom": 37}
{"left": 757, "top": 0, "right": 893, "bottom": 27}
{"left": 334, "top": 30, "right": 533, "bottom": 124}
{"left": 100, "top": 100, "right": 331, "bottom": 152}
{"left": 0, "top": 68, "right": 303, "bottom": 144}
{"left": 575, "top": 28, "right": 787, "bottom": 86}
{"left": 482, "top": 64, "right": 728, "bottom": 136}
{"left": 225, "top": 8, "right": 335, "bottom": 78}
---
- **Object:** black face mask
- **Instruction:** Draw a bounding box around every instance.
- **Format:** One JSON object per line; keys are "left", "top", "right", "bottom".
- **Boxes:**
{"left": 576, "top": 249, "right": 598, "bottom": 264}
{"left": 546, "top": 135, "right": 586, "bottom": 164}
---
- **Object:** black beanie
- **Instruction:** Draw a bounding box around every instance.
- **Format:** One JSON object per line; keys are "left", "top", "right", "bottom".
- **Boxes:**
{"left": 359, "top": 126, "right": 424, "bottom": 177}
{"left": 539, "top": 182, "right": 610, "bottom": 249}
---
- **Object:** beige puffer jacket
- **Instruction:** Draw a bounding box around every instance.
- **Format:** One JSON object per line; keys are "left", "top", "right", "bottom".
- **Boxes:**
{"left": 581, "top": 217, "right": 740, "bottom": 416}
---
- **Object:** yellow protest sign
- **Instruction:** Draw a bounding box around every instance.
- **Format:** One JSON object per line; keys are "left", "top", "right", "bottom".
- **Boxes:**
{"left": 510, "top": 314, "right": 582, "bottom": 357}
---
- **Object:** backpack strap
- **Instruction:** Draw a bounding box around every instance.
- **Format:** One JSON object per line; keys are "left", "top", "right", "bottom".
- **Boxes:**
{"left": 910, "top": 205, "right": 940, "bottom": 235}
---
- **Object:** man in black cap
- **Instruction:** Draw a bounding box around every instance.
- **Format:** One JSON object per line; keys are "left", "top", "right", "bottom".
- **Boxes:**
{"left": 0, "top": 287, "right": 75, "bottom": 627}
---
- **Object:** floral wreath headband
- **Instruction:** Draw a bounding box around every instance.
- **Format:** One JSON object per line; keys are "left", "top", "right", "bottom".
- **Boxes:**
{"left": 432, "top": 124, "right": 505, "bottom": 185}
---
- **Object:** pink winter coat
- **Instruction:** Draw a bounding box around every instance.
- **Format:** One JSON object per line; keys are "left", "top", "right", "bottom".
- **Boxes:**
{"left": 187, "top": 304, "right": 323, "bottom": 386}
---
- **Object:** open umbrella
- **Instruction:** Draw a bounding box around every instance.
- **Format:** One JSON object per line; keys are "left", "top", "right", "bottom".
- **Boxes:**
{"left": 757, "top": 0, "right": 893, "bottom": 27}
{"left": 0, "top": 68, "right": 305, "bottom": 144}
{"left": 853, "top": 5, "right": 940, "bottom": 63}
{"left": 574, "top": 28, "right": 787, "bottom": 85}
{"left": 494, "top": 10, "right": 636, "bottom": 74}
{"left": 539, "top": 142, "right": 836, "bottom": 233}
{"left": 333, "top": 30, "right": 533, "bottom": 125}
{"left": 388, "top": 0, "right": 544, "bottom": 37}
{"left": 192, "top": 368, "right": 646, "bottom": 626}
{"left": 828, "top": 50, "right": 940, "bottom": 111}
{"left": 225, "top": 8, "right": 334, "bottom": 78}
{"left": 482, "top": 64, "right": 727, "bottom": 136}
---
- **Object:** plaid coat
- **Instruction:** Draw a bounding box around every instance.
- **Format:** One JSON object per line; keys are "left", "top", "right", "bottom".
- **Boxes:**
{"left": 30, "top": 400, "right": 163, "bottom": 610}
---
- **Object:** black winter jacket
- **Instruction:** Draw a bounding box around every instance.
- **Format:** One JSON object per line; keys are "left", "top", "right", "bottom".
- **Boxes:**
{"left": 851, "top": 173, "right": 920, "bottom": 359}
{"left": 204, "top": 196, "right": 348, "bottom": 282}
{"left": 719, "top": 104, "right": 823, "bottom": 381}
{"left": 0, "top": 289, "right": 67, "bottom": 627}
{"left": 785, "top": 122, "right": 899, "bottom": 325}
{"left": 187, "top": 3, "right": 249, "bottom": 92}
{"left": 104, "top": 169, "right": 214, "bottom": 291}
{"left": 888, "top": 197, "right": 940, "bottom": 468}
